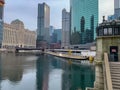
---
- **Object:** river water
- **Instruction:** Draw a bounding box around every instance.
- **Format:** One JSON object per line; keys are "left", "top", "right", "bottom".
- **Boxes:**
{"left": 0, "top": 53, "right": 95, "bottom": 90}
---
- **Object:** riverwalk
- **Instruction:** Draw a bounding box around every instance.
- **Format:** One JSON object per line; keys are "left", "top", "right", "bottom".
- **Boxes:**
{"left": 45, "top": 51, "right": 88, "bottom": 60}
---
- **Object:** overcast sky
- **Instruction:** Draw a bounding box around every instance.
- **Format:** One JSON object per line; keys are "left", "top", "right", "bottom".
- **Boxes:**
{"left": 4, "top": 0, "right": 114, "bottom": 30}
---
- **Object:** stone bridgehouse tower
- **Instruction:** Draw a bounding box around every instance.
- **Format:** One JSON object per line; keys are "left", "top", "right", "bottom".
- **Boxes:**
{"left": 92, "top": 17, "right": 120, "bottom": 90}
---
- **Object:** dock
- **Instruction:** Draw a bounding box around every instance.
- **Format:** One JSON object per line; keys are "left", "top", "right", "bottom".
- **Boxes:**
{"left": 45, "top": 51, "right": 88, "bottom": 60}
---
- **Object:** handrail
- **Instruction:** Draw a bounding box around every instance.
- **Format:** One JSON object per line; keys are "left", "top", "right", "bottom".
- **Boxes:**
{"left": 104, "top": 53, "right": 113, "bottom": 90}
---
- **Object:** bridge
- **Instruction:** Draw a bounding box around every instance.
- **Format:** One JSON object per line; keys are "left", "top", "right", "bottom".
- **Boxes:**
{"left": 15, "top": 47, "right": 44, "bottom": 53}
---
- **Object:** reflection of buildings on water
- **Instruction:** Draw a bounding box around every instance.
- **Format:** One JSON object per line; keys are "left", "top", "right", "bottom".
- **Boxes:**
{"left": 36, "top": 55, "right": 49, "bottom": 90}
{"left": 49, "top": 57, "right": 71, "bottom": 90}
{"left": 0, "top": 53, "right": 36, "bottom": 83}
{"left": 36, "top": 57, "right": 43, "bottom": 90}
{"left": 0, "top": 53, "right": 24, "bottom": 82}
{"left": 0, "top": 54, "right": 2, "bottom": 90}
{"left": 69, "top": 64, "right": 95, "bottom": 90}
{"left": 51, "top": 57, "right": 95, "bottom": 90}
{"left": 36, "top": 55, "right": 95, "bottom": 90}
{"left": 62, "top": 60, "right": 71, "bottom": 90}
{"left": 50, "top": 57, "right": 63, "bottom": 69}
{"left": 48, "top": 56, "right": 95, "bottom": 90}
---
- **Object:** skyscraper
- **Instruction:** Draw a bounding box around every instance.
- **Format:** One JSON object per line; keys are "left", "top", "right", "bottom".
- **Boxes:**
{"left": 54, "top": 29, "right": 62, "bottom": 43}
{"left": 108, "top": 15, "right": 115, "bottom": 21}
{"left": 0, "top": 0, "right": 4, "bottom": 48}
{"left": 62, "top": 9, "right": 70, "bottom": 48}
{"left": 70, "top": 0, "right": 98, "bottom": 44}
{"left": 114, "top": 0, "right": 120, "bottom": 19}
{"left": 49, "top": 26, "right": 54, "bottom": 37}
{"left": 37, "top": 3, "right": 50, "bottom": 48}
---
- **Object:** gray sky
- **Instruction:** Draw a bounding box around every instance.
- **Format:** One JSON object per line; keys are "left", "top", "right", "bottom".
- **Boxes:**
{"left": 4, "top": 0, "right": 114, "bottom": 30}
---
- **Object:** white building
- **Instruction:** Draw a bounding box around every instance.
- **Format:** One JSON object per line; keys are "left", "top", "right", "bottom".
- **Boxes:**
{"left": 2, "top": 19, "right": 36, "bottom": 48}
{"left": 62, "top": 9, "right": 70, "bottom": 48}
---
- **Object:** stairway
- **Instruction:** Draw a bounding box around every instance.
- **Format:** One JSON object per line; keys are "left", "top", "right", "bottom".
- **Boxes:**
{"left": 109, "top": 62, "right": 120, "bottom": 90}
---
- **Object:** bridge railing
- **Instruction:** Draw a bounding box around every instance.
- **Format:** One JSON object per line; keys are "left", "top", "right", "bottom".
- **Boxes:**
{"left": 103, "top": 53, "right": 113, "bottom": 90}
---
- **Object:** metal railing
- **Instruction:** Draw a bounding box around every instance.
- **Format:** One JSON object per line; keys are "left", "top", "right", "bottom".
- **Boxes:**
{"left": 103, "top": 53, "right": 113, "bottom": 90}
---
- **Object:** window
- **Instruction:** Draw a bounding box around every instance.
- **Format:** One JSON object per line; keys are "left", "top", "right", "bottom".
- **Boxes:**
{"left": 114, "top": 28, "right": 119, "bottom": 35}
{"left": 104, "top": 28, "right": 108, "bottom": 35}
{"left": 99, "top": 29, "right": 103, "bottom": 36}
{"left": 108, "top": 28, "right": 112, "bottom": 35}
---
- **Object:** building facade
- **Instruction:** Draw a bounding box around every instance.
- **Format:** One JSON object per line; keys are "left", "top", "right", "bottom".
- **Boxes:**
{"left": 0, "top": 20, "right": 3, "bottom": 48}
{"left": 54, "top": 29, "right": 61, "bottom": 43}
{"left": 2, "top": 19, "right": 36, "bottom": 48}
{"left": 37, "top": 3, "right": 50, "bottom": 48}
{"left": 49, "top": 26, "right": 54, "bottom": 43}
{"left": 62, "top": 9, "right": 70, "bottom": 48}
{"left": 114, "top": 0, "right": 120, "bottom": 19}
{"left": 70, "top": 0, "right": 98, "bottom": 44}
{"left": 108, "top": 15, "right": 115, "bottom": 21}
{"left": 49, "top": 26, "right": 54, "bottom": 36}
{"left": 0, "top": 0, "right": 4, "bottom": 48}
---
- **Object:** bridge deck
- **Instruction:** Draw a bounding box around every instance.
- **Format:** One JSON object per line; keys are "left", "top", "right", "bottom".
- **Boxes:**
{"left": 15, "top": 48, "right": 42, "bottom": 50}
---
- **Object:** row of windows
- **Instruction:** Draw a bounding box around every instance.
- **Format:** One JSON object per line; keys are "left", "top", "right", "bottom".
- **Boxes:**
{"left": 98, "top": 27, "right": 120, "bottom": 36}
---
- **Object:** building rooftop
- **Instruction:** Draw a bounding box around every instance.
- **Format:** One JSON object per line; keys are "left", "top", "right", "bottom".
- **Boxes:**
{"left": 99, "top": 20, "right": 120, "bottom": 26}
{"left": 11, "top": 19, "right": 24, "bottom": 25}
{"left": 97, "top": 18, "right": 120, "bottom": 37}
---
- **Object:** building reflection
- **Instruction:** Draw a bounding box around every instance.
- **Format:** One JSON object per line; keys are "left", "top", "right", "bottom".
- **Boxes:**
{"left": 36, "top": 55, "right": 49, "bottom": 90}
{"left": 56, "top": 58, "right": 95, "bottom": 90}
{"left": 62, "top": 60, "right": 71, "bottom": 90}
{"left": 0, "top": 54, "right": 2, "bottom": 90}
{"left": 0, "top": 53, "right": 24, "bottom": 82}
{"left": 69, "top": 63, "right": 95, "bottom": 90}
{"left": 36, "top": 55, "right": 95, "bottom": 90}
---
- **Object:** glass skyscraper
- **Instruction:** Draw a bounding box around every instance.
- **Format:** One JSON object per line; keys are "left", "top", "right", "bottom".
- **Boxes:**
{"left": 37, "top": 3, "right": 50, "bottom": 48}
{"left": 70, "top": 0, "right": 98, "bottom": 44}
{"left": 0, "top": 0, "right": 4, "bottom": 48}
{"left": 114, "top": 0, "right": 120, "bottom": 19}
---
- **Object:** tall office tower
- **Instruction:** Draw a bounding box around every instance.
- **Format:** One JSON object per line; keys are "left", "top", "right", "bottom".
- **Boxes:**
{"left": 49, "top": 26, "right": 54, "bottom": 36}
{"left": 70, "top": 0, "right": 98, "bottom": 44}
{"left": 114, "top": 0, "right": 120, "bottom": 19}
{"left": 54, "top": 29, "right": 62, "bottom": 43}
{"left": 37, "top": 3, "right": 50, "bottom": 48}
{"left": 62, "top": 9, "right": 70, "bottom": 48}
{"left": 49, "top": 26, "right": 54, "bottom": 43}
{"left": 0, "top": 0, "right": 4, "bottom": 48}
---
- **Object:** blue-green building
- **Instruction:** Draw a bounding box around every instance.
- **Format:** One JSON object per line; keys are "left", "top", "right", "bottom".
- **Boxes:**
{"left": 52, "top": 29, "right": 62, "bottom": 43}
{"left": 0, "top": 0, "right": 4, "bottom": 48}
{"left": 70, "top": 0, "right": 98, "bottom": 44}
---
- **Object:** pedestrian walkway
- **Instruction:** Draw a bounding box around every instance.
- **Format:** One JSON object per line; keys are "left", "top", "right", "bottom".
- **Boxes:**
{"left": 46, "top": 51, "right": 88, "bottom": 60}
